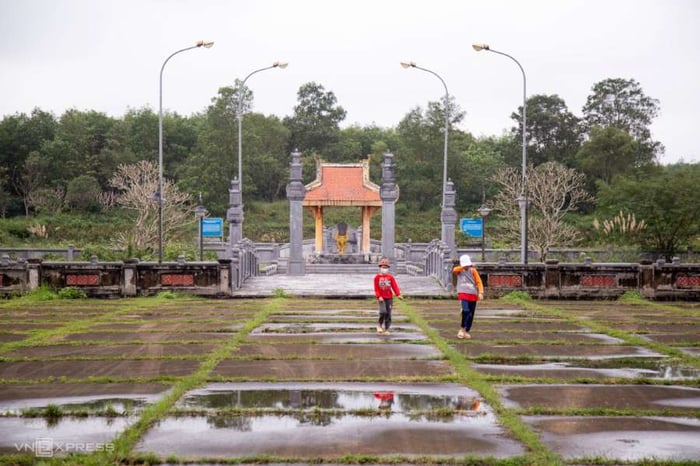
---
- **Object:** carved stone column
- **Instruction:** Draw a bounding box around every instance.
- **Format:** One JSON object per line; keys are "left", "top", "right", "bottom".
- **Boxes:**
{"left": 227, "top": 177, "right": 243, "bottom": 253}
{"left": 286, "top": 150, "right": 306, "bottom": 275}
{"left": 441, "top": 178, "right": 457, "bottom": 259}
{"left": 381, "top": 152, "right": 399, "bottom": 270}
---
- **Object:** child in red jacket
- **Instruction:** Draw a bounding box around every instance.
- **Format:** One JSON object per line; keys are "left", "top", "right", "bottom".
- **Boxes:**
{"left": 373, "top": 257, "right": 402, "bottom": 335}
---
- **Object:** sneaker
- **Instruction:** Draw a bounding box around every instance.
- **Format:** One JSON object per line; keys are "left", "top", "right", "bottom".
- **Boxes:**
{"left": 457, "top": 329, "right": 465, "bottom": 339}
{"left": 463, "top": 331, "right": 471, "bottom": 339}
{"left": 376, "top": 326, "right": 384, "bottom": 334}
{"left": 383, "top": 330, "right": 390, "bottom": 336}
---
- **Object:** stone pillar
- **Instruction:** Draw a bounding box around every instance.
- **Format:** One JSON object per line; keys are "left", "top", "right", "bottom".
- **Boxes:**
{"left": 286, "top": 150, "right": 306, "bottom": 275}
{"left": 26, "top": 259, "right": 41, "bottom": 292}
{"left": 227, "top": 177, "right": 244, "bottom": 254}
{"left": 218, "top": 259, "right": 232, "bottom": 295}
{"left": 122, "top": 258, "right": 138, "bottom": 297}
{"left": 381, "top": 152, "right": 399, "bottom": 271}
{"left": 441, "top": 179, "right": 457, "bottom": 259}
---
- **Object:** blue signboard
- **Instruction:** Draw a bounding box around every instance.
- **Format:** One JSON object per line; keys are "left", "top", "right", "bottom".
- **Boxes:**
{"left": 201, "top": 218, "right": 224, "bottom": 238}
{"left": 460, "top": 217, "right": 483, "bottom": 237}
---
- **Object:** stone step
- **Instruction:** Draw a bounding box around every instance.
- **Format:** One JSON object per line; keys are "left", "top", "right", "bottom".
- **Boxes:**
{"left": 276, "top": 262, "right": 407, "bottom": 275}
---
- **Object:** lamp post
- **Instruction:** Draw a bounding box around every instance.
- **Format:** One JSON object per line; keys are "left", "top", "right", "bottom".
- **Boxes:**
{"left": 194, "top": 193, "right": 208, "bottom": 261}
{"left": 158, "top": 40, "right": 214, "bottom": 263}
{"left": 400, "top": 61, "right": 450, "bottom": 217}
{"left": 401, "top": 61, "right": 455, "bottom": 256}
{"left": 472, "top": 43, "right": 528, "bottom": 264}
{"left": 236, "top": 62, "right": 288, "bottom": 192}
{"left": 478, "top": 204, "right": 492, "bottom": 262}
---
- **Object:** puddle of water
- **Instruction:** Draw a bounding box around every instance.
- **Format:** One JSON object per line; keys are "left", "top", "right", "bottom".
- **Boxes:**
{"left": 178, "top": 382, "right": 484, "bottom": 413}
{"left": 652, "top": 363, "right": 700, "bottom": 380}
{"left": 524, "top": 415, "right": 700, "bottom": 461}
{"left": 474, "top": 361, "right": 699, "bottom": 381}
{"left": 253, "top": 322, "right": 420, "bottom": 334}
{"left": 0, "top": 394, "right": 160, "bottom": 416}
{"left": 0, "top": 417, "right": 131, "bottom": 456}
{"left": 139, "top": 412, "right": 525, "bottom": 458}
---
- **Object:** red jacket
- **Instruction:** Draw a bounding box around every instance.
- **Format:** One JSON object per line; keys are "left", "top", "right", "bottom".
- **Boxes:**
{"left": 374, "top": 273, "right": 401, "bottom": 299}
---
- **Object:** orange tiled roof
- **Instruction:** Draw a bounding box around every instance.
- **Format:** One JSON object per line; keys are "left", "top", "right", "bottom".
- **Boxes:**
{"left": 303, "top": 161, "right": 381, "bottom": 206}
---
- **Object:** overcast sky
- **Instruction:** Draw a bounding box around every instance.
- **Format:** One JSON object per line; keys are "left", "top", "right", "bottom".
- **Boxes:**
{"left": 1, "top": 0, "right": 698, "bottom": 164}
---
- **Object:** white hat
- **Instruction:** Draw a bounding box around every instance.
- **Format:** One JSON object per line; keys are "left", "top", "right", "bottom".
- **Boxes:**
{"left": 459, "top": 255, "right": 472, "bottom": 267}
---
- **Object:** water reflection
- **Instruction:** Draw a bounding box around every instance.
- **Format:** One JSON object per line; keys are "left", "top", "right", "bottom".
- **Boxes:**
{"left": 181, "top": 388, "right": 480, "bottom": 413}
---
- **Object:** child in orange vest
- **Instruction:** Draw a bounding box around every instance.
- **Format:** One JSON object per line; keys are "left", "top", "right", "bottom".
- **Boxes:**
{"left": 452, "top": 254, "right": 484, "bottom": 339}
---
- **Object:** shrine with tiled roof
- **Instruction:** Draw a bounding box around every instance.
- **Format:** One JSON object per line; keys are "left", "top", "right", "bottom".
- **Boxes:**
{"left": 303, "top": 159, "right": 382, "bottom": 254}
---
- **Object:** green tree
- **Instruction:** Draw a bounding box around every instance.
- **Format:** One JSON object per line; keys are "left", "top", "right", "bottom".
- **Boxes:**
{"left": 38, "top": 109, "right": 117, "bottom": 189}
{"left": 395, "top": 97, "right": 466, "bottom": 210}
{"left": 65, "top": 175, "right": 103, "bottom": 212}
{"left": 582, "top": 77, "right": 662, "bottom": 162}
{"left": 283, "top": 82, "right": 347, "bottom": 159}
{"left": 575, "top": 126, "right": 641, "bottom": 187}
{"left": 596, "top": 163, "right": 700, "bottom": 260}
{"left": 0, "top": 109, "right": 56, "bottom": 215}
{"left": 511, "top": 94, "right": 582, "bottom": 168}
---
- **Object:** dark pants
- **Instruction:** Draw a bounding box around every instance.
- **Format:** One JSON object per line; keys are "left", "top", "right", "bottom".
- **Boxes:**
{"left": 460, "top": 299, "right": 477, "bottom": 331}
{"left": 379, "top": 298, "right": 393, "bottom": 330}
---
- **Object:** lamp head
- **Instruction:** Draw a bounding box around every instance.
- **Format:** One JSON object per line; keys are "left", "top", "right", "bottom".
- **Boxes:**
{"left": 472, "top": 43, "right": 489, "bottom": 52}
{"left": 273, "top": 61, "right": 288, "bottom": 69}
{"left": 196, "top": 40, "right": 215, "bottom": 48}
{"left": 400, "top": 61, "right": 416, "bottom": 69}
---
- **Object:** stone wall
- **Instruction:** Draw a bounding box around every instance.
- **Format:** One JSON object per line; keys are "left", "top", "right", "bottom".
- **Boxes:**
{"left": 1, "top": 257, "right": 699, "bottom": 300}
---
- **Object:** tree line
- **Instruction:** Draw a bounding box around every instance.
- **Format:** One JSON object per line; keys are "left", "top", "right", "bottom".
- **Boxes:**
{"left": 0, "top": 77, "right": 698, "bottom": 259}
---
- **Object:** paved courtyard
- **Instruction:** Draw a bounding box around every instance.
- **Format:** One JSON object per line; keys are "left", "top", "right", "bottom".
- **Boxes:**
{"left": 0, "top": 279, "right": 699, "bottom": 464}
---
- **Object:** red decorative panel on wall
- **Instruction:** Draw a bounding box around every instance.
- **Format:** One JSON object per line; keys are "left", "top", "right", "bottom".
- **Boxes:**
{"left": 581, "top": 275, "right": 616, "bottom": 287}
{"left": 66, "top": 274, "right": 100, "bottom": 286}
{"left": 161, "top": 274, "right": 194, "bottom": 286}
{"left": 677, "top": 275, "right": 700, "bottom": 288}
{"left": 488, "top": 275, "right": 522, "bottom": 287}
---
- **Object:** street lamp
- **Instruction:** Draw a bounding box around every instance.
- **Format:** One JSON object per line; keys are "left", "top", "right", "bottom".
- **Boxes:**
{"left": 478, "top": 204, "right": 492, "bottom": 262}
{"left": 400, "top": 61, "right": 450, "bottom": 216}
{"left": 472, "top": 43, "right": 528, "bottom": 264}
{"left": 237, "top": 61, "right": 288, "bottom": 192}
{"left": 194, "top": 193, "right": 208, "bottom": 261}
{"left": 158, "top": 40, "right": 214, "bottom": 263}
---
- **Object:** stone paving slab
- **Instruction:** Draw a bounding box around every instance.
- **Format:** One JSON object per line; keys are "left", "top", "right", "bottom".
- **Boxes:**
{"left": 4, "top": 343, "right": 218, "bottom": 359}
{"left": 0, "top": 360, "right": 200, "bottom": 379}
{"left": 523, "top": 416, "right": 700, "bottom": 461}
{"left": 232, "top": 343, "right": 442, "bottom": 359}
{"left": 471, "top": 362, "right": 660, "bottom": 380}
{"left": 212, "top": 359, "right": 454, "bottom": 379}
{"left": 500, "top": 384, "right": 700, "bottom": 411}
{"left": 453, "top": 343, "right": 662, "bottom": 359}
{"left": 0, "top": 382, "right": 170, "bottom": 407}
{"left": 59, "top": 331, "right": 234, "bottom": 343}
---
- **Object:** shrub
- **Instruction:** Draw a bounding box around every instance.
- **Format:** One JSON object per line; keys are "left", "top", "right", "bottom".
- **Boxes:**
{"left": 57, "top": 287, "right": 87, "bottom": 299}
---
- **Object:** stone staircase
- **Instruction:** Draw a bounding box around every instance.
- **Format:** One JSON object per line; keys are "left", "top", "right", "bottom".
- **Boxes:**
{"left": 275, "top": 260, "right": 408, "bottom": 275}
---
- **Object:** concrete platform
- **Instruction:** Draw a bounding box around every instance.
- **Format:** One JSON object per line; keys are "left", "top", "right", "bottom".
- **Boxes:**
{"left": 1, "top": 296, "right": 698, "bottom": 464}
{"left": 231, "top": 273, "right": 449, "bottom": 298}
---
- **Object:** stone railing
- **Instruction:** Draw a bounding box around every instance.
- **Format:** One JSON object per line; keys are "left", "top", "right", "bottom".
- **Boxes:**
{"left": 475, "top": 259, "right": 700, "bottom": 300}
{"left": 0, "top": 242, "right": 259, "bottom": 297}
{"left": 424, "top": 239, "right": 454, "bottom": 291}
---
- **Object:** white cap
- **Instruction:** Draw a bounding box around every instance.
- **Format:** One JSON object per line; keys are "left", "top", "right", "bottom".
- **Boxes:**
{"left": 459, "top": 255, "right": 472, "bottom": 267}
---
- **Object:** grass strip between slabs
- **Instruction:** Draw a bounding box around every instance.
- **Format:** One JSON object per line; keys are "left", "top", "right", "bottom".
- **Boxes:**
{"left": 94, "top": 296, "right": 284, "bottom": 465}
{"left": 396, "top": 299, "right": 564, "bottom": 466}
{"left": 502, "top": 295, "right": 700, "bottom": 369}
